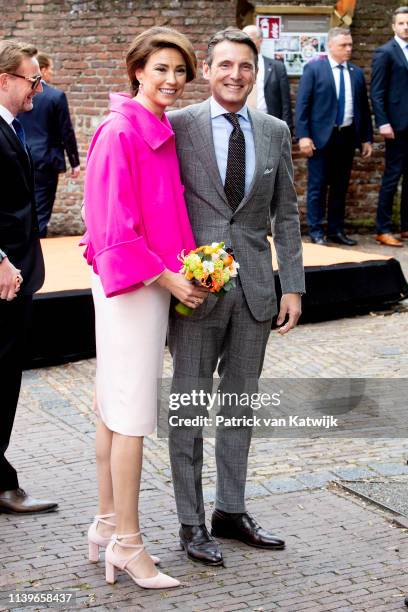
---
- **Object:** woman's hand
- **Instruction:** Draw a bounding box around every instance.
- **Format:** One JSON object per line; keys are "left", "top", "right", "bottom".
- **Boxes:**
{"left": 156, "top": 269, "right": 209, "bottom": 309}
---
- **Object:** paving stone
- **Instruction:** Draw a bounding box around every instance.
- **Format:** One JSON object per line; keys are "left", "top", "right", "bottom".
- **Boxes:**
{"left": 369, "top": 462, "right": 408, "bottom": 476}
{"left": 331, "top": 466, "right": 377, "bottom": 480}
{"left": 296, "top": 471, "right": 336, "bottom": 488}
{"left": 263, "top": 477, "right": 307, "bottom": 493}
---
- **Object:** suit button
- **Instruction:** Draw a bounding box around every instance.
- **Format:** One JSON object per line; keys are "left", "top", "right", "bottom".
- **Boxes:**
{"left": 230, "top": 218, "right": 235, "bottom": 225}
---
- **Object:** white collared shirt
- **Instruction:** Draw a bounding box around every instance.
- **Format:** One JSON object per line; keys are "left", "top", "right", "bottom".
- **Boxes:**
{"left": 210, "top": 97, "right": 255, "bottom": 195}
{"left": 394, "top": 35, "right": 408, "bottom": 63}
{"left": 328, "top": 55, "right": 353, "bottom": 127}
{"left": 0, "top": 103, "right": 16, "bottom": 131}
{"left": 256, "top": 55, "right": 268, "bottom": 113}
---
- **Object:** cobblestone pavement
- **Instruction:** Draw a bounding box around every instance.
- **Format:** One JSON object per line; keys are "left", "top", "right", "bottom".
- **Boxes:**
{"left": 1, "top": 236, "right": 408, "bottom": 611}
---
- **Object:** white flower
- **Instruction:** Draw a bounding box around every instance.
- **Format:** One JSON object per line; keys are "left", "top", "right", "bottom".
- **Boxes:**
{"left": 203, "top": 260, "right": 215, "bottom": 274}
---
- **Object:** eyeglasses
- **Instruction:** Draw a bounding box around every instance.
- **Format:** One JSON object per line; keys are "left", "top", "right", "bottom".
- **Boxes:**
{"left": 7, "top": 73, "right": 42, "bottom": 90}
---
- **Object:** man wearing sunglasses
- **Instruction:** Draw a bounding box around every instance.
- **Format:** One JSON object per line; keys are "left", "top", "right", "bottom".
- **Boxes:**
{"left": 0, "top": 40, "right": 58, "bottom": 514}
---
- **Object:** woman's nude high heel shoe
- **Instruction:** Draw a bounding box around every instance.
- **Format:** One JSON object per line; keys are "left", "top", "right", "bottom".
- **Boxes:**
{"left": 105, "top": 533, "right": 180, "bottom": 589}
{"left": 88, "top": 515, "right": 160, "bottom": 565}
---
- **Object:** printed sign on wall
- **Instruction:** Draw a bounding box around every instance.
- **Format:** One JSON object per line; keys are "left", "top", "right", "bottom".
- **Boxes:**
{"left": 256, "top": 13, "right": 329, "bottom": 76}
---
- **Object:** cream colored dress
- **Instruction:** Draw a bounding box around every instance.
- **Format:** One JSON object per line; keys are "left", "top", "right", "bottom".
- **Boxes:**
{"left": 92, "top": 272, "right": 170, "bottom": 436}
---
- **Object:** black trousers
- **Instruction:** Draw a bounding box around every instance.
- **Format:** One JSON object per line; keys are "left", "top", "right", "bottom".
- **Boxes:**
{"left": 307, "top": 125, "right": 356, "bottom": 239}
{"left": 0, "top": 295, "right": 32, "bottom": 491}
{"left": 34, "top": 169, "right": 59, "bottom": 238}
{"left": 376, "top": 128, "right": 408, "bottom": 234}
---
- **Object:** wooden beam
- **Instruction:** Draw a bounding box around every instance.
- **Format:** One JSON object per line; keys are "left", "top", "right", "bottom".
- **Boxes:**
{"left": 255, "top": 5, "right": 333, "bottom": 15}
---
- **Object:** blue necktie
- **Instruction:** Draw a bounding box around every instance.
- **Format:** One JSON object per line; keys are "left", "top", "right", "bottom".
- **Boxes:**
{"left": 335, "top": 64, "right": 345, "bottom": 127}
{"left": 12, "top": 118, "right": 27, "bottom": 150}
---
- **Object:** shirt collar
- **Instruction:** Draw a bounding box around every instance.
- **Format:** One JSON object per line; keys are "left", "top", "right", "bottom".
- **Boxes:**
{"left": 328, "top": 55, "right": 348, "bottom": 69}
{"left": 0, "top": 104, "right": 15, "bottom": 126}
{"left": 394, "top": 35, "right": 408, "bottom": 50}
{"left": 109, "top": 93, "right": 174, "bottom": 150}
{"left": 210, "top": 96, "right": 250, "bottom": 122}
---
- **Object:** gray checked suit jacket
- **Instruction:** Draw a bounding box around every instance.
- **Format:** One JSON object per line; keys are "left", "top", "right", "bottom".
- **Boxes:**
{"left": 168, "top": 99, "right": 305, "bottom": 322}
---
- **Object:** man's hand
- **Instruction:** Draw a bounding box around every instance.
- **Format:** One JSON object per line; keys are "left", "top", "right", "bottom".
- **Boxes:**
{"left": 276, "top": 293, "right": 302, "bottom": 335}
{"left": 379, "top": 125, "right": 395, "bottom": 140}
{"left": 0, "top": 258, "right": 22, "bottom": 301}
{"left": 299, "top": 137, "right": 316, "bottom": 158}
{"left": 361, "top": 142, "right": 372, "bottom": 158}
{"left": 70, "top": 165, "right": 80, "bottom": 179}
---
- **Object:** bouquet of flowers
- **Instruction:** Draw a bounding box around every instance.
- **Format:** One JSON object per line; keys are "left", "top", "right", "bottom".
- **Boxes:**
{"left": 176, "top": 242, "right": 240, "bottom": 316}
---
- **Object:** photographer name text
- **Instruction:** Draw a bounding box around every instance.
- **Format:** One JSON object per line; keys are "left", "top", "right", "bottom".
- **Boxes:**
{"left": 169, "top": 415, "right": 338, "bottom": 429}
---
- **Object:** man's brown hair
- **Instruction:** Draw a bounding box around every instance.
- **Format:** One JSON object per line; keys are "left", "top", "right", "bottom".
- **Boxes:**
{"left": 0, "top": 40, "right": 37, "bottom": 74}
{"left": 36, "top": 52, "right": 51, "bottom": 70}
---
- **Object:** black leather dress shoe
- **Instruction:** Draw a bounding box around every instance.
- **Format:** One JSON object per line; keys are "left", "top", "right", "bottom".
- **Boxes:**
{"left": 0, "top": 488, "right": 58, "bottom": 514}
{"left": 211, "top": 510, "right": 285, "bottom": 550}
{"left": 311, "top": 236, "right": 329, "bottom": 245}
{"left": 405, "top": 595, "right": 408, "bottom": 607}
{"left": 327, "top": 232, "right": 357, "bottom": 246}
{"left": 179, "top": 524, "right": 224, "bottom": 566}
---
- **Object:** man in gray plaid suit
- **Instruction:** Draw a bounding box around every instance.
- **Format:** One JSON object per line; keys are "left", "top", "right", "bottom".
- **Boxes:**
{"left": 167, "top": 29, "right": 305, "bottom": 566}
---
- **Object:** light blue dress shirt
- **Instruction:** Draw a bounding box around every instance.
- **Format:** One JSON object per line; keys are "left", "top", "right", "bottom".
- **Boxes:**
{"left": 210, "top": 97, "right": 256, "bottom": 196}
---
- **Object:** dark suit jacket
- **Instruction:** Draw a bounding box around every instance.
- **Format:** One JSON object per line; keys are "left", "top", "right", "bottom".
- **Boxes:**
{"left": 295, "top": 57, "right": 373, "bottom": 150}
{"left": 18, "top": 82, "right": 79, "bottom": 173}
{"left": 0, "top": 116, "right": 44, "bottom": 294}
{"left": 263, "top": 56, "right": 293, "bottom": 132}
{"left": 371, "top": 39, "right": 408, "bottom": 132}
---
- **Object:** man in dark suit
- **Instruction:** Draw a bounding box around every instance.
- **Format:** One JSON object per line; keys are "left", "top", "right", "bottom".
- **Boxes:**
{"left": 242, "top": 25, "right": 293, "bottom": 131}
{"left": 0, "top": 40, "right": 57, "bottom": 513}
{"left": 295, "top": 27, "right": 373, "bottom": 245}
{"left": 371, "top": 6, "right": 408, "bottom": 247}
{"left": 19, "top": 52, "right": 80, "bottom": 238}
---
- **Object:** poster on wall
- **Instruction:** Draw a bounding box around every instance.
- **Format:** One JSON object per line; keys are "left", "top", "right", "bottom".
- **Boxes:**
{"left": 256, "top": 14, "right": 329, "bottom": 76}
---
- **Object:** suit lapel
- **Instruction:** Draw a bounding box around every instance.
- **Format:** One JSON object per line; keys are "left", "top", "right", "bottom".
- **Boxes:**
{"left": 348, "top": 62, "right": 356, "bottom": 101}
{"left": 263, "top": 57, "right": 275, "bottom": 86}
{"left": 323, "top": 57, "right": 337, "bottom": 98}
{"left": 186, "top": 100, "right": 230, "bottom": 216}
{"left": 0, "top": 116, "right": 31, "bottom": 190}
{"left": 391, "top": 39, "right": 408, "bottom": 70}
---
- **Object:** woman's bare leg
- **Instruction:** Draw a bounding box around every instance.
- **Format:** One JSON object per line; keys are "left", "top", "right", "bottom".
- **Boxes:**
{"left": 110, "top": 432, "right": 156, "bottom": 577}
{"left": 95, "top": 394, "right": 115, "bottom": 538}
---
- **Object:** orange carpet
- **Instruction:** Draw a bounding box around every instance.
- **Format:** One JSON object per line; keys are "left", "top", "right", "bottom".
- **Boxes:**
{"left": 38, "top": 236, "right": 390, "bottom": 295}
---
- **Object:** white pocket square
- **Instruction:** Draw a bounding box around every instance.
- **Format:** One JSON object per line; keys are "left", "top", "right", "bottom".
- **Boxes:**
{"left": 264, "top": 168, "right": 274, "bottom": 174}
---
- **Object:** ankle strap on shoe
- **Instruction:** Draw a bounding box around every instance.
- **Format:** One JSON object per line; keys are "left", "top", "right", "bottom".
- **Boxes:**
{"left": 112, "top": 532, "right": 143, "bottom": 548}
{"left": 94, "top": 513, "right": 116, "bottom": 527}
{"left": 111, "top": 533, "right": 144, "bottom": 569}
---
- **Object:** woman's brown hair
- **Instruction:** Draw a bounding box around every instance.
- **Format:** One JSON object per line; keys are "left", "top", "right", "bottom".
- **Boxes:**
{"left": 126, "top": 27, "right": 197, "bottom": 96}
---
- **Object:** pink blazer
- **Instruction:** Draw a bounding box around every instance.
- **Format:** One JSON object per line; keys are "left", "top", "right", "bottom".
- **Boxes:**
{"left": 81, "top": 93, "right": 196, "bottom": 297}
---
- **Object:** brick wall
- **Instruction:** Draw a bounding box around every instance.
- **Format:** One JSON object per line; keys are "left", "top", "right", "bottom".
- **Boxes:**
{"left": 0, "top": 0, "right": 402, "bottom": 235}
{"left": 1, "top": 0, "right": 236, "bottom": 235}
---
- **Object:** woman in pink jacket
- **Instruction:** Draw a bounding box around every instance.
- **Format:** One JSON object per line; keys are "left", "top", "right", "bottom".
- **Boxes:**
{"left": 82, "top": 27, "right": 207, "bottom": 590}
